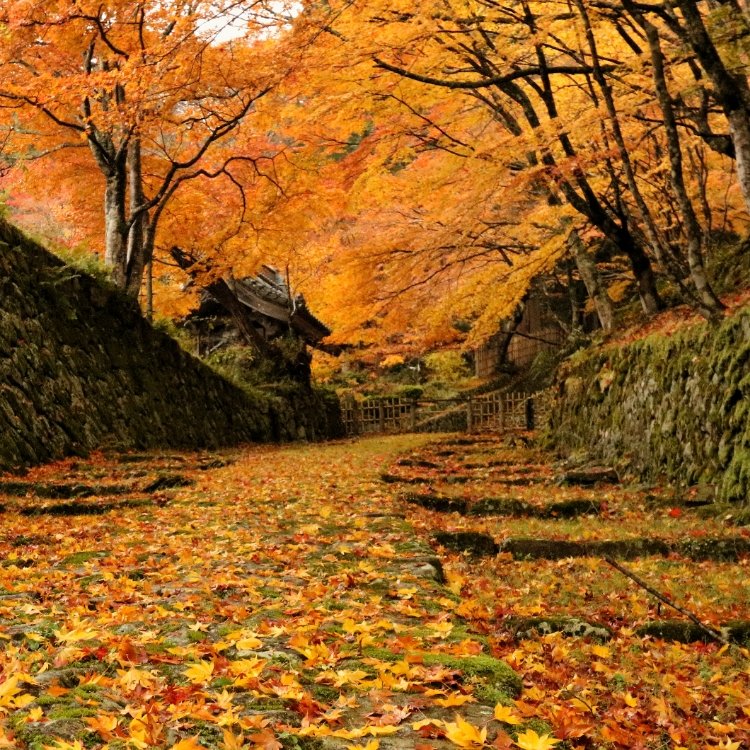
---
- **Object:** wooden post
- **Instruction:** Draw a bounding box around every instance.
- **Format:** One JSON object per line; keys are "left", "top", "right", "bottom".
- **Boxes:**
{"left": 411, "top": 399, "right": 418, "bottom": 432}
{"left": 526, "top": 395, "right": 535, "bottom": 430}
{"left": 379, "top": 399, "right": 385, "bottom": 432}
{"left": 499, "top": 395, "right": 506, "bottom": 432}
{"left": 466, "top": 397, "right": 473, "bottom": 433}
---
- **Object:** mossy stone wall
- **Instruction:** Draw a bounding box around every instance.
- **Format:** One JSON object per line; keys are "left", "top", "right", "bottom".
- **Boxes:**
{"left": 0, "top": 220, "right": 343, "bottom": 470}
{"left": 549, "top": 310, "right": 750, "bottom": 500}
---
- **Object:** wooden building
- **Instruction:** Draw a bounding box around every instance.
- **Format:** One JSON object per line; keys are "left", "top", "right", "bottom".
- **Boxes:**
{"left": 474, "top": 296, "right": 566, "bottom": 379}
{"left": 184, "top": 266, "right": 332, "bottom": 356}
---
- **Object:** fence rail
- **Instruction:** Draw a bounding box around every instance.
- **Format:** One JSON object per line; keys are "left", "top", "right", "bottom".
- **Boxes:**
{"left": 340, "top": 390, "right": 550, "bottom": 436}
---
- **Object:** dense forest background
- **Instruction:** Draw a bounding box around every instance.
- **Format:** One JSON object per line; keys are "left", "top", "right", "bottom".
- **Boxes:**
{"left": 2, "top": 0, "right": 750, "bottom": 384}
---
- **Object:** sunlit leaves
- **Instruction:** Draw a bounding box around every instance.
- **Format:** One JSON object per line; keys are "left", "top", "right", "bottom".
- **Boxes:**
{"left": 0, "top": 432, "right": 748, "bottom": 750}
{"left": 183, "top": 660, "right": 215, "bottom": 685}
{"left": 443, "top": 715, "right": 488, "bottom": 748}
{"left": 493, "top": 704, "right": 522, "bottom": 725}
{"left": 514, "top": 729, "right": 560, "bottom": 750}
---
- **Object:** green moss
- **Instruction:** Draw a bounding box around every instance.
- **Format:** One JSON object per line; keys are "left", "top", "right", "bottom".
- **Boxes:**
{"left": 474, "top": 683, "right": 515, "bottom": 706}
{"left": 421, "top": 654, "right": 522, "bottom": 698}
{"left": 14, "top": 720, "right": 91, "bottom": 750}
{"left": 210, "top": 676, "right": 234, "bottom": 689}
{"left": 59, "top": 550, "right": 109, "bottom": 566}
{"left": 308, "top": 684, "right": 340, "bottom": 704}
{"left": 47, "top": 705, "right": 98, "bottom": 720}
{"left": 247, "top": 697, "right": 287, "bottom": 711}
{"left": 278, "top": 732, "right": 325, "bottom": 749}
{"left": 361, "top": 646, "right": 401, "bottom": 662}
{"left": 184, "top": 720, "right": 224, "bottom": 745}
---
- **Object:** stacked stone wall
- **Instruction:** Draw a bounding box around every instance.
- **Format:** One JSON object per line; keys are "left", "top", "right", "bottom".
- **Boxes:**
{"left": 549, "top": 310, "right": 750, "bottom": 500}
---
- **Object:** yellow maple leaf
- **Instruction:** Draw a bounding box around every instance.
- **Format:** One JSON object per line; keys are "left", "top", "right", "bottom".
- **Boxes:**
{"left": 622, "top": 692, "right": 638, "bottom": 708}
{"left": 0, "top": 674, "right": 33, "bottom": 711}
{"left": 54, "top": 625, "right": 100, "bottom": 643}
{"left": 117, "top": 667, "right": 156, "bottom": 691}
{"left": 222, "top": 729, "right": 246, "bottom": 750}
{"left": 346, "top": 742, "right": 380, "bottom": 750}
{"left": 26, "top": 707, "right": 44, "bottom": 722}
{"left": 235, "top": 635, "right": 263, "bottom": 651}
{"left": 85, "top": 714, "right": 119, "bottom": 738}
{"left": 412, "top": 719, "right": 444, "bottom": 730}
{"left": 493, "top": 705, "right": 522, "bottom": 725}
{"left": 443, "top": 715, "right": 487, "bottom": 748}
{"left": 184, "top": 661, "right": 214, "bottom": 685}
{"left": 365, "top": 726, "right": 400, "bottom": 737}
{"left": 435, "top": 693, "right": 475, "bottom": 707}
{"left": 0, "top": 675, "right": 20, "bottom": 706}
{"left": 514, "top": 729, "right": 560, "bottom": 750}
{"left": 171, "top": 738, "right": 206, "bottom": 749}
{"left": 13, "top": 693, "right": 35, "bottom": 709}
{"left": 590, "top": 644, "right": 611, "bottom": 659}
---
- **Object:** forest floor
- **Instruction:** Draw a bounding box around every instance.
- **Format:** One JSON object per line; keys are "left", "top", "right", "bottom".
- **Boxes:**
{"left": 0, "top": 433, "right": 748, "bottom": 750}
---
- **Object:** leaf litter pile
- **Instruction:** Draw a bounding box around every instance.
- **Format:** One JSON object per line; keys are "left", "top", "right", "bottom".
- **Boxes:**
{"left": 0, "top": 435, "right": 747, "bottom": 750}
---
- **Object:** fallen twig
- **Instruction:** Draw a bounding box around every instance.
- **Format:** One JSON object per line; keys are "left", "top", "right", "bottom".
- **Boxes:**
{"left": 603, "top": 556, "right": 729, "bottom": 646}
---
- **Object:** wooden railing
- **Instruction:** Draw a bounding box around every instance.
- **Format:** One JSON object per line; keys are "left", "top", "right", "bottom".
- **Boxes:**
{"left": 340, "top": 390, "right": 550, "bottom": 436}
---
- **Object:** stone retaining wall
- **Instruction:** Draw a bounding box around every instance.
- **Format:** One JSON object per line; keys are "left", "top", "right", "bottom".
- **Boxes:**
{"left": 549, "top": 310, "right": 750, "bottom": 501}
{"left": 0, "top": 220, "right": 343, "bottom": 471}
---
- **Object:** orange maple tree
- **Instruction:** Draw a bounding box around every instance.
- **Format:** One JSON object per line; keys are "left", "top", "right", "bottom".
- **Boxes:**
{"left": 0, "top": 0, "right": 306, "bottom": 303}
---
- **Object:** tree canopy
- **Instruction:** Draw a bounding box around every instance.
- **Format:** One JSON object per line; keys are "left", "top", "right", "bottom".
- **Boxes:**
{"left": 1, "top": 0, "right": 749, "bottom": 358}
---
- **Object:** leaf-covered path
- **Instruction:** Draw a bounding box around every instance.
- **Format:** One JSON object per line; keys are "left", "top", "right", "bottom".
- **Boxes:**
{"left": 0, "top": 434, "right": 748, "bottom": 749}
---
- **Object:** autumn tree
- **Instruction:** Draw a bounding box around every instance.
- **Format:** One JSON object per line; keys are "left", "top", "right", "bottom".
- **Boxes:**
{"left": 284, "top": 0, "right": 747, "bottom": 358}
{"left": 0, "top": 0, "right": 296, "bottom": 303}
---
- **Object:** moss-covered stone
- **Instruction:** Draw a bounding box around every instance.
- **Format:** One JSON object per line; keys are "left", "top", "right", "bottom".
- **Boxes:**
{"left": 676, "top": 536, "right": 750, "bottom": 561}
{"left": 20, "top": 498, "right": 151, "bottom": 517}
{"left": 507, "top": 616, "right": 611, "bottom": 641}
{"left": 548, "top": 308, "right": 750, "bottom": 502}
{"left": 467, "top": 498, "right": 532, "bottom": 517}
{"left": 402, "top": 493, "right": 468, "bottom": 514}
{"left": 421, "top": 654, "right": 523, "bottom": 699}
{"left": 498, "top": 537, "right": 673, "bottom": 560}
{"left": 433, "top": 531, "right": 499, "bottom": 556}
{"left": 636, "top": 619, "right": 750, "bottom": 644}
{"left": 14, "top": 719, "right": 90, "bottom": 750}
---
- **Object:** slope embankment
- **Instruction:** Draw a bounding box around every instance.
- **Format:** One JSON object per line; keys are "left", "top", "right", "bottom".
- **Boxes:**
{"left": 0, "top": 220, "right": 342, "bottom": 470}
{"left": 549, "top": 309, "right": 750, "bottom": 500}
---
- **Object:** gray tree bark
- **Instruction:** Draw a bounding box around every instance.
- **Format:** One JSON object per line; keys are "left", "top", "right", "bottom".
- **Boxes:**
{"left": 125, "top": 138, "right": 150, "bottom": 298}
{"left": 569, "top": 232, "right": 615, "bottom": 333}
{"left": 643, "top": 20, "right": 724, "bottom": 318}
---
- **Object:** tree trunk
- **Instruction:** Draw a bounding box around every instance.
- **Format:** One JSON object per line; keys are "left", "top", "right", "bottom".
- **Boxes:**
{"left": 569, "top": 232, "right": 615, "bottom": 333}
{"left": 616, "top": 225, "right": 664, "bottom": 315}
{"left": 145, "top": 260, "right": 153, "bottom": 321}
{"left": 643, "top": 21, "right": 724, "bottom": 318}
{"left": 125, "top": 138, "right": 150, "bottom": 298}
{"left": 727, "top": 108, "right": 750, "bottom": 211}
{"left": 515, "top": 10, "right": 664, "bottom": 317}
{"left": 103, "top": 167, "right": 128, "bottom": 288}
{"left": 669, "top": 0, "right": 750, "bottom": 210}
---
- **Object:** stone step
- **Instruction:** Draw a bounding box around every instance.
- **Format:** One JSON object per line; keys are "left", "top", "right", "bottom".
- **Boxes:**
{"left": 0, "top": 480, "right": 131, "bottom": 499}
{"left": 559, "top": 467, "right": 619, "bottom": 486}
{"left": 502, "top": 616, "right": 750, "bottom": 644}
{"left": 433, "top": 533, "right": 750, "bottom": 561}
{"left": 404, "top": 493, "right": 602, "bottom": 518}
{"left": 635, "top": 620, "right": 750, "bottom": 644}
